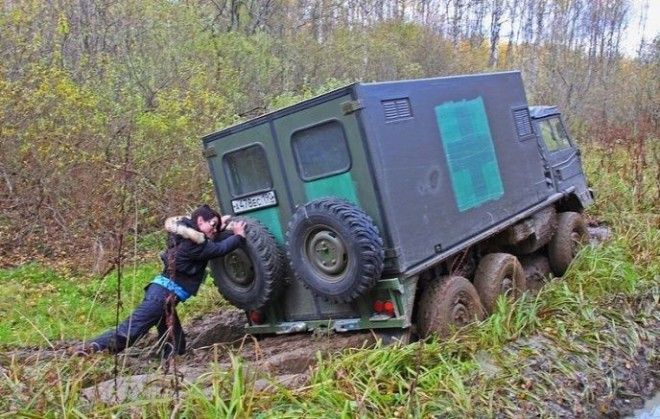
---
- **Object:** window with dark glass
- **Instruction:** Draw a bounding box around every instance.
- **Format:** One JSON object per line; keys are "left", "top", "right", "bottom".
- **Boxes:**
{"left": 292, "top": 120, "right": 351, "bottom": 180}
{"left": 539, "top": 117, "right": 572, "bottom": 152}
{"left": 223, "top": 144, "right": 272, "bottom": 196}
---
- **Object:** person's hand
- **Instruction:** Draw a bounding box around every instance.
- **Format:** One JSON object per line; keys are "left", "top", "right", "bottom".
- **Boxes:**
{"left": 220, "top": 215, "right": 231, "bottom": 230}
{"left": 229, "top": 220, "right": 247, "bottom": 238}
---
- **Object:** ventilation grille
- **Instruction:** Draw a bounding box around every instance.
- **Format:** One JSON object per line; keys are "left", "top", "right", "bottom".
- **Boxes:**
{"left": 382, "top": 98, "right": 412, "bottom": 121}
{"left": 513, "top": 108, "right": 533, "bottom": 137}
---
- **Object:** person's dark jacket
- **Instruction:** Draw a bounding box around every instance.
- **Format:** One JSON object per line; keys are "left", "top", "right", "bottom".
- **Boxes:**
{"left": 160, "top": 217, "right": 243, "bottom": 296}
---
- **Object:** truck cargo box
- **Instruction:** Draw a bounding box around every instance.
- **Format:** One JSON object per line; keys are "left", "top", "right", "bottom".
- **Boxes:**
{"left": 203, "top": 71, "right": 551, "bottom": 273}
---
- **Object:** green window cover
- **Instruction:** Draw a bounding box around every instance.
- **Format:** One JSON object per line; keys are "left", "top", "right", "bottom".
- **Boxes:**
{"left": 304, "top": 172, "right": 359, "bottom": 205}
{"left": 246, "top": 207, "right": 284, "bottom": 243}
{"left": 435, "top": 97, "right": 504, "bottom": 212}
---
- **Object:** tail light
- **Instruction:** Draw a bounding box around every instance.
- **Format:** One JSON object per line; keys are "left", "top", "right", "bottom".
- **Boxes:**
{"left": 382, "top": 301, "right": 395, "bottom": 316}
{"left": 373, "top": 299, "right": 396, "bottom": 317}
{"left": 249, "top": 310, "right": 263, "bottom": 324}
{"left": 373, "top": 300, "right": 384, "bottom": 313}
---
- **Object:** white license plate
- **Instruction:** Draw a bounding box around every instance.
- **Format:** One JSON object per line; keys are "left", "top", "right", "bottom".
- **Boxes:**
{"left": 231, "top": 191, "right": 277, "bottom": 213}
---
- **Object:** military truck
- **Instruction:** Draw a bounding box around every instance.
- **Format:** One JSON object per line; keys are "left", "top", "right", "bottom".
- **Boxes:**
{"left": 200, "top": 71, "right": 593, "bottom": 339}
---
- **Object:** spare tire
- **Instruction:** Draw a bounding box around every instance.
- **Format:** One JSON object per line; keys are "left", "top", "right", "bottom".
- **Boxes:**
{"left": 286, "top": 198, "right": 384, "bottom": 303}
{"left": 210, "top": 217, "right": 286, "bottom": 310}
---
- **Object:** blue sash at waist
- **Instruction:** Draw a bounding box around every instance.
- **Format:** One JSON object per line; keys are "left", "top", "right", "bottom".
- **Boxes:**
{"left": 151, "top": 275, "right": 191, "bottom": 302}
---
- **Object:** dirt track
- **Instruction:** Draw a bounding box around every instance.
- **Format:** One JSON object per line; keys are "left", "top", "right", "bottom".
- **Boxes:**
{"left": 72, "top": 301, "right": 657, "bottom": 416}
{"left": 68, "top": 309, "right": 379, "bottom": 403}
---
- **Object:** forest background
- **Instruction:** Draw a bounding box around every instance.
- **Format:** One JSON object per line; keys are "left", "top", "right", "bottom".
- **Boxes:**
{"left": 0, "top": 0, "right": 657, "bottom": 272}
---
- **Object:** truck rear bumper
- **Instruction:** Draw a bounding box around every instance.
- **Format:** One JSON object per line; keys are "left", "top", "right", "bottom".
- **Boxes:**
{"left": 245, "top": 317, "right": 408, "bottom": 335}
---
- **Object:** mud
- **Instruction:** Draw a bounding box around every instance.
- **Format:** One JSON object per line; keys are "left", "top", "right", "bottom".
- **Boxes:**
{"left": 74, "top": 313, "right": 377, "bottom": 404}
{"left": 498, "top": 327, "right": 658, "bottom": 417}
{"left": 588, "top": 223, "right": 612, "bottom": 244}
{"left": 6, "top": 295, "right": 656, "bottom": 416}
{"left": 73, "top": 292, "right": 655, "bottom": 417}
{"left": 519, "top": 253, "right": 552, "bottom": 293}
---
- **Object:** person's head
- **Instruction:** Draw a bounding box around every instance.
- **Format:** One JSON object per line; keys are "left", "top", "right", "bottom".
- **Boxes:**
{"left": 191, "top": 204, "right": 221, "bottom": 239}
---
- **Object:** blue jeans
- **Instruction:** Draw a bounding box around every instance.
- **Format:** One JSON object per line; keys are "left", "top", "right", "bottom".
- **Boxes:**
{"left": 90, "top": 283, "right": 186, "bottom": 359}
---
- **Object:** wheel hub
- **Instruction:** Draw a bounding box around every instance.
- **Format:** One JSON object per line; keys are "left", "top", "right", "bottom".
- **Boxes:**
{"left": 451, "top": 302, "right": 469, "bottom": 326}
{"left": 224, "top": 249, "right": 254, "bottom": 286}
{"left": 501, "top": 276, "right": 513, "bottom": 295}
{"left": 306, "top": 229, "right": 348, "bottom": 280}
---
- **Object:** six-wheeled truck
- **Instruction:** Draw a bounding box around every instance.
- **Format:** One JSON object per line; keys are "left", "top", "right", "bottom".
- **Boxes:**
{"left": 200, "top": 71, "right": 593, "bottom": 339}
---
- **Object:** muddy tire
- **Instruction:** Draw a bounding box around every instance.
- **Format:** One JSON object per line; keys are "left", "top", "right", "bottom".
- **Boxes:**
{"left": 286, "top": 198, "right": 384, "bottom": 303}
{"left": 210, "top": 217, "right": 286, "bottom": 310}
{"left": 548, "top": 212, "right": 588, "bottom": 276}
{"left": 473, "top": 253, "right": 527, "bottom": 314}
{"left": 417, "top": 276, "right": 485, "bottom": 338}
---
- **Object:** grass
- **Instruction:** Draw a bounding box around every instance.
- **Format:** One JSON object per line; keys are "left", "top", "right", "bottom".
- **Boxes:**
{"left": 0, "top": 260, "right": 228, "bottom": 347}
{"left": 0, "top": 142, "right": 658, "bottom": 416}
{"left": 0, "top": 263, "right": 148, "bottom": 346}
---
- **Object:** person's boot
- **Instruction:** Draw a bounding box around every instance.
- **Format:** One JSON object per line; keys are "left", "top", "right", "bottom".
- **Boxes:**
{"left": 69, "top": 342, "right": 101, "bottom": 357}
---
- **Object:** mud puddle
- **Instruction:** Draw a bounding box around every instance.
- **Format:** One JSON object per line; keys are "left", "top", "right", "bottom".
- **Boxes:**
{"left": 627, "top": 391, "right": 660, "bottom": 418}
{"left": 3, "top": 310, "right": 379, "bottom": 404}
{"left": 75, "top": 315, "right": 377, "bottom": 403}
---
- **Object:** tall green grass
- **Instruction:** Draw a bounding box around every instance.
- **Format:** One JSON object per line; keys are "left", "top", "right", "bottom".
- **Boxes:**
{"left": 0, "top": 263, "right": 150, "bottom": 346}
{"left": 0, "top": 261, "right": 228, "bottom": 347}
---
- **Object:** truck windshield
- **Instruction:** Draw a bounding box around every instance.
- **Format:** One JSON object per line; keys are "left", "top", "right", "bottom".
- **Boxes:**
{"left": 538, "top": 117, "right": 572, "bottom": 152}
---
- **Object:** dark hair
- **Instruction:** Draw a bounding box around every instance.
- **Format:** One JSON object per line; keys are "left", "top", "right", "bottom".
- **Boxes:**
{"left": 190, "top": 204, "right": 221, "bottom": 222}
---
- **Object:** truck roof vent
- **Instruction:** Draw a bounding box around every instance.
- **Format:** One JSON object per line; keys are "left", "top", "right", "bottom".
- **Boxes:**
{"left": 513, "top": 107, "right": 533, "bottom": 137}
{"left": 382, "top": 98, "right": 412, "bottom": 121}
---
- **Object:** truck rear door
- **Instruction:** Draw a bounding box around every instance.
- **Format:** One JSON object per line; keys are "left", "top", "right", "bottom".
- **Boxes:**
{"left": 205, "top": 124, "right": 291, "bottom": 244}
{"left": 271, "top": 94, "right": 381, "bottom": 223}
{"left": 270, "top": 93, "right": 383, "bottom": 321}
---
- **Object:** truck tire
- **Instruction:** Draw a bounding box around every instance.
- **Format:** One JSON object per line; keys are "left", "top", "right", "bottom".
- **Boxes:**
{"left": 473, "top": 253, "right": 527, "bottom": 314}
{"left": 519, "top": 253, "right": 551, "bottom": 294}
{"left": 548, "top": 212, "right": 588, "bottom": 276}
{"left": 210, "top": 217, "right": 286, "bottom": 310}
{"left": 417, "top": 276, "right": 485, "bottom": 338}
{"left": 286, "top": 198, "right": 384, "bottom": 303}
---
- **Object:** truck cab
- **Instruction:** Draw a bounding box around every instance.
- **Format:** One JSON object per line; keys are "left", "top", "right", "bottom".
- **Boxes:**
{"left": 530, "top": 106, "right": 593, "bottom": 208}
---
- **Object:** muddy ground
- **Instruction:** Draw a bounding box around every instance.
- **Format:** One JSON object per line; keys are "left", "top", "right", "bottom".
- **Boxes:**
{"left": 4, "top": 224, "right": 658, "bottom": 416}
{"left": 6, "top": 303, "right": 657, "bottom": 416}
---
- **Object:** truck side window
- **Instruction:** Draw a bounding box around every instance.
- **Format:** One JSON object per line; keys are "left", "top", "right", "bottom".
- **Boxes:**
{"left": 223, "top": 144, "right": 272, "bottom": 196}
{"left": 292, "top": 120, "right": 351, "bottom": 180}
{"left": 539, "top": 117, "right": 572, "bottom": 152}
